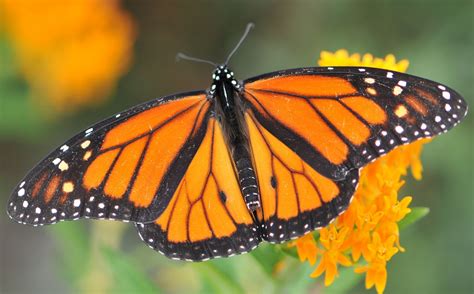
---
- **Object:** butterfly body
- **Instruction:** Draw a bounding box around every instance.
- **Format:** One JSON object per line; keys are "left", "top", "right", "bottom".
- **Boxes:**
{"left": 7, "top": 64, "right": 467, "bottom": 261}
{"left": 211, "top": 65, "right": 261, "bottom": 212}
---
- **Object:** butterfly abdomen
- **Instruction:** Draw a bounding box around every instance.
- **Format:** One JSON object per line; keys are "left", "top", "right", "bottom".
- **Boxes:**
{"left": 213, "top": 65, "right": 261, "bottom": 211}
{"left": 236, "top": 157, "right": 260, "bottom": 210}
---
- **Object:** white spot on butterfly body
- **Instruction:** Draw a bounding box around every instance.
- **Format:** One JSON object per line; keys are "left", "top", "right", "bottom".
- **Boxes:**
{"left": 73, "top": 199, "right": 81, "bottom": 207}
{"left": 85, "top": 128, "right": 93, "bottom": 136}
{"left": 60, "top": 145, "right": 69, "bottom": 152}
{"left": 358, "top": 68, "right": 366, "bottom": 72}
{"left": 435, "top": 116, "right": 441, "bottom": 123}
{"left": 35, "top": 207, "right": 41, "bottom": 214}
{"left": 387, "top": 72, "right": 394, "bottom": 78}
{"left": 98, "top": 203, "right": 105, "bottom": 209}
{"left": 115, "top": 114, "right": 121, "bottom": 118}
{"left": 398, "top": 80, "right": 407, "bottom": 87}
{"left": 327, "top": 67, "right": 334, "bottom": 70}
{"left": 445, "top": 104, "right": 452, "bottom": 112}
{"left": 51, "top": 208, "right": 57, "bottom": 214}
{"left": 18, "top": 188, "right": 25, "bottom": 197}
{"left": 438, "top": 85, "right": 446, "bottom": 90}
{"left": 420, "top": 123, "right": 427, "bottom": 130}
{"left": 53, "top": 158, "right": 61, "bottom": 165}
{"left": 375, "top": 139, "right": 381, "bottom": 147}
{"left": 20, "top": 181, "right": 25, "bottom": 188}
{"left": 23, "top": 200, "right": 29, "bottom": 208}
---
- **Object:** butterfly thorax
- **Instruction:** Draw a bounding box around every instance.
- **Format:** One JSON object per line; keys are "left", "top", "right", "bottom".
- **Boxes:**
{"left": 210, "top": 65, "right": 261, "bottom": 214}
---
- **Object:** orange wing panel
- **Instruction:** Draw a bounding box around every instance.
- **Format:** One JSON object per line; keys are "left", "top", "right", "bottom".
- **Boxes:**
{"left": 102, "top": 95, "right": 204, "bottom": 149}
{"left": 245, "top": 90, "right": 349, "bottom": 165}
{"left": 44, "top": 175, "right": 60, "bottom": 203}
{"left": 154, "top": 118, "right": 253, "bottom": 244}
{"left": 246, "top": 113, "right": 340, "bottom": 221}
{"left": 246, "top": 75, "right": 357, "bottom": 97}
{"left": 104, "top": 136, "right": 147, "bottom": 198}
{"left": 341, "top": 96, "right": 386, "bottom": 124}
{"left": 128, "top": 102, "right": 206, "bottom": 207}
{"left": 83, "top": 149, "right": 120, "bottom": 189}
{"left": 311, "top": 99, "right": 370, "bottom": 146}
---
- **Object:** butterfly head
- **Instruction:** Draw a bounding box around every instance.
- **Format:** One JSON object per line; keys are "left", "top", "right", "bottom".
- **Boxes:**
{"left": 210, "top": 65, "right": 240, "bottom": 95}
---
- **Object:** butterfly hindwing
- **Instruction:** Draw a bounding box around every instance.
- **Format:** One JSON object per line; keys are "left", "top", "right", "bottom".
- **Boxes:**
{"left": 243, "top": 67, "right": 468, "bottom": 180}
{"left": 136, "top": 118, "right": 261, "bottom": 261}
{"left": 7, "top": 92, "right": 211, "bottom": 225}
{"left": 245, "top": 112, "right": 358, "bottom": 243}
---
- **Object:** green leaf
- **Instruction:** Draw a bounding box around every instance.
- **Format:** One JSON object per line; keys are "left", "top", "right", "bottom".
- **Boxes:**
{"left": 278, "top": 261, "right": 315, "bottom": 294}
{"left": 101, "top": 246, "right": 161, "bottom": 293}
{"left": 279, "top": 244, "right": 299, "bottom": 259}
{"left": 249, "top": 243, "right": 286, "bottom": 276}
{"left": 50, "top": 222, "right": 90, "bottom": 283}
{"left": 399, "top": 207, "right": 430, "bottom": 230}
{"left": 194, "top": 261, "right": 244, "bottom": 294}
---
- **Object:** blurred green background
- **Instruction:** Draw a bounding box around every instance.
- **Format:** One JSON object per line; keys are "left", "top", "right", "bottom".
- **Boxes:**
{"left": 1, "top": 1, "right": 472, "bottom": 293}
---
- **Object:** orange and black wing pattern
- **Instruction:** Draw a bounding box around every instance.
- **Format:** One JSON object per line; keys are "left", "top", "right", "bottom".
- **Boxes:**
{"left": 244, "top": 67, "right": 467, "bottom": 179}
{"left": 246, "top": 112, "right": 358, "bottom": 242}
{"left": 136, "top": 118, "right": 260, "bottom": 261}
{"left": 243, "top": 67, "right": 467, "bottom": 242}
{"left": 7, "top": 92, "right": 211, "bottom": 225}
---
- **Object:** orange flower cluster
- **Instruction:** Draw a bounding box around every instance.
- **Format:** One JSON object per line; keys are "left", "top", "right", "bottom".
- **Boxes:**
{"left": 289, "top": 50, "right": 427, "bottom": 294}
{"left": 1, "top": 0, "right": 135, "bottom": 112}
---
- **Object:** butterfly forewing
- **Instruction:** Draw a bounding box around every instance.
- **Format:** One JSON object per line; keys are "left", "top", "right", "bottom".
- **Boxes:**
{"left": 243, "top": 67, "right": 468, "bottom": 179}
{"left": 7, "top": 92, "right": 211, "bottom": 225}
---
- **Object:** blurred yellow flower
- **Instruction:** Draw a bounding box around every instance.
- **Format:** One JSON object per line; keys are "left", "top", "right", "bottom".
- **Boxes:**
{"left": 290, "top": 50, "right": 430, "bottom": 294}
{"left": 1, "top": 0, "right": 135, "bottom": 113}
{"left": 310, "top": 226, "right": 352, "bottom": 286}
{"left": 288, "top": 232, "right": 319, "bottom": 266}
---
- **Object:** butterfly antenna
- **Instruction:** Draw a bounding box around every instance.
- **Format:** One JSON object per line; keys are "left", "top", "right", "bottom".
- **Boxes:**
{"left": 176, "top": 52, "right": 218, "bottom": 67}
{"left": 224, "top": 22, "right": 255, "bottom": 65}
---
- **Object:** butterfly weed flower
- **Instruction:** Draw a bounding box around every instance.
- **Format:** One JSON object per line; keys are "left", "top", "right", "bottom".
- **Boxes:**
{"left": 288, "top": 50, "right": 429, "bottom": 294}
{"left": 1, "top": 0, "right": 135, "bottom": 113}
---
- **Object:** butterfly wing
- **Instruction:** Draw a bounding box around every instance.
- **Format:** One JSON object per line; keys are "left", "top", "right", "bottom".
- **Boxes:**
{"left": 242, "top": 66, "right": 467, "bottom": 242}
{"left": 136, "top": 118, "right": 261, "bottom": 261}
{"left": 7, "top": 92, "right": 212, "bottom": 225}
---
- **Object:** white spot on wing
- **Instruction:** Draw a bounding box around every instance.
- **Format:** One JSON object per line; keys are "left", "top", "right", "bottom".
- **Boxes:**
{"left": 442, "top": 91, "right": 451, "bottom": 100}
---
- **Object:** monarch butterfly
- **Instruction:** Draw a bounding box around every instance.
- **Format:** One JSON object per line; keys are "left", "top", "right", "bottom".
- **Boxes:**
{"left": 7, "top": 24, "right": 468, "bottom": 261}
